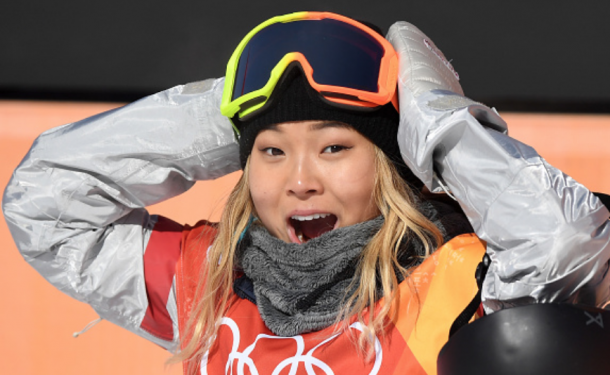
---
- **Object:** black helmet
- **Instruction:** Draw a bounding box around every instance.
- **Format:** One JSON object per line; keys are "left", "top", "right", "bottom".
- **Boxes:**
{"left": 438, "top": 303, "right": 610, "bottom": 375}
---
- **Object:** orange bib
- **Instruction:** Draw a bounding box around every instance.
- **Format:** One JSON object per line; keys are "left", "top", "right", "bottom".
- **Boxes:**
{"left": 176, "top": 222, "right": 485, "bottom": 375}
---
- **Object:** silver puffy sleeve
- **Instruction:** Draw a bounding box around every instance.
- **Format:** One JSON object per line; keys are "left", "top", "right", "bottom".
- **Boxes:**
{"left": 387, "top": 22, "right": 610, "bottom": 312}
{"left": 2, "top": 77, "right": 240, "bottom": 350}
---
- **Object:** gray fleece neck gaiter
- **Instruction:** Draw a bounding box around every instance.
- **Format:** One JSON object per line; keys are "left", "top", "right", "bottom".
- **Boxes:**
{"left": 237, "top": 216, "right": 384, "bottom": 337}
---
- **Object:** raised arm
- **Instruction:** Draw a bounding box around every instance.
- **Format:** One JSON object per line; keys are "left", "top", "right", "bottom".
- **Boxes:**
{"left": 387, "top": 22, "right": 610, "bottom": 312}
{"left": 2, "top": 78, "right": 239, "bottom": 349}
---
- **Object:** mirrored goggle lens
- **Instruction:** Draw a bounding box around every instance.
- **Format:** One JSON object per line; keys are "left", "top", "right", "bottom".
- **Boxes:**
{"left": 232, "top": 18, "right": 385, "bottom": 101}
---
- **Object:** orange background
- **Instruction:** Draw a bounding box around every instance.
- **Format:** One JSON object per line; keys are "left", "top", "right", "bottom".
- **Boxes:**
{"left": 1, "top": 100, "right": 610, "bottom": 374}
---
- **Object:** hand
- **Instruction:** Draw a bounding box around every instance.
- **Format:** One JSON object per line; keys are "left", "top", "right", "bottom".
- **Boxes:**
{"left": 387, "top": 21, "right": 464, "bottom": 99}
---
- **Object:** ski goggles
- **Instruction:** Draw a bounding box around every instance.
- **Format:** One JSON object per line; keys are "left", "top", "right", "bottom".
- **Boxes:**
{"left": 220, "top": 11, "right": 398, "bottom": 124}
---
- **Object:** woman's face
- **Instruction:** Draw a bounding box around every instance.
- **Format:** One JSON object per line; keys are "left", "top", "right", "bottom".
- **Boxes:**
{"left": 249, "top": 120, "right": 380, "bottom": 244}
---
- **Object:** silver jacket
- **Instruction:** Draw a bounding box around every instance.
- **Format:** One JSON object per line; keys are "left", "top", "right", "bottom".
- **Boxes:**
{"left": 387, "top": 22, "right": 610, "bottom": 312}
{"left": 2, "top": 78, "right": 240, "bottom": 350}
{"left": 4, "top": 22, "right": 610, "bottom": 351}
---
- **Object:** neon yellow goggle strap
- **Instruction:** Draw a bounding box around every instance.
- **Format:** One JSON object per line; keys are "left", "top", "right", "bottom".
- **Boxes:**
{"left": 221, "top": 12, "right": 309, "bottom": 130}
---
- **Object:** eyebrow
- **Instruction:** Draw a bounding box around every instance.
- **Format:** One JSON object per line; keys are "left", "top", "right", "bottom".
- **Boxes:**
{"left": 263, "top": 121, "right": 353, "bottom": 132}
{"left": 309, "top": 121, "right": 353, "bottom": 131}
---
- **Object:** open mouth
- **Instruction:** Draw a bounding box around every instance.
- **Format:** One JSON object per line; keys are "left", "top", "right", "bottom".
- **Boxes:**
{"left": 289, "top": 213, "right": 338, "bottom": 244}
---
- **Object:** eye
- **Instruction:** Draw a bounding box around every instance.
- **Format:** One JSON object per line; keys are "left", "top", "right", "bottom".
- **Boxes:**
{"left": 322, "top": 145, "right": 349, "bottom": 154}
{"left": 263, "top": 147, "right": 284, "bottom": 156}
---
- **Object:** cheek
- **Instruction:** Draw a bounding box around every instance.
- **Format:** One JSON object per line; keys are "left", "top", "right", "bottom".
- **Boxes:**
{"left": 248, "top": 161, "right": 279, "bottom": 219}
{"left": 248, "top": 168, "right": 267, "bottom": 208}
{"left": 327, "top": 155, "right": 377, "bottom": 211}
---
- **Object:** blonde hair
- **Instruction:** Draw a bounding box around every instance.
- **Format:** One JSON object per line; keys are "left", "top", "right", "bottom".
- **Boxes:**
{"left": 172, "top": 146, "right": 443, "bottom": 372}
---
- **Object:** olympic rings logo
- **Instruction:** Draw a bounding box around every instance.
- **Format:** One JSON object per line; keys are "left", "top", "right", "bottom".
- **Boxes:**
{"left": 201, "top": 317, "right": 383, "bottom": 375}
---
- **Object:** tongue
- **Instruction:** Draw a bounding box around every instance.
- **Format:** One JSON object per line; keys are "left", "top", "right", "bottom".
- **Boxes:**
{"left": 300, "top": 215, "right": 337, "bottom": 240}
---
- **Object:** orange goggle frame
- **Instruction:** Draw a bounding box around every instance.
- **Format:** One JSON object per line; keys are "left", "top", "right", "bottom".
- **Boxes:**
{"left": 220, "top": 11, "right": 398, "bottom": 129}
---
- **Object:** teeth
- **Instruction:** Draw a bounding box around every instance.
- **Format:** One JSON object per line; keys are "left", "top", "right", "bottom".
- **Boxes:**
{"left": 291, "top": 213, "right": 330, "bottom": 221}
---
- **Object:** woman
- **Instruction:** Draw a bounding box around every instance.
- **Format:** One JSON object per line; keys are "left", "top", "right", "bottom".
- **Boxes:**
{"left": 4, "top": 12, "right": 610, "bottom": 375}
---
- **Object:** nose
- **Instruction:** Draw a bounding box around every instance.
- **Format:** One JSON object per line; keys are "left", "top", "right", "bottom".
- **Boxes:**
{"left": 286, "top": 156, "right": 323, "bottom": 199}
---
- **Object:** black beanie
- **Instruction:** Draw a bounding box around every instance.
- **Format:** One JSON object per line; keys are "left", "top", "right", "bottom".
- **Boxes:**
{"left": 232, "top": 69, "right": 423, "bottom": 191}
